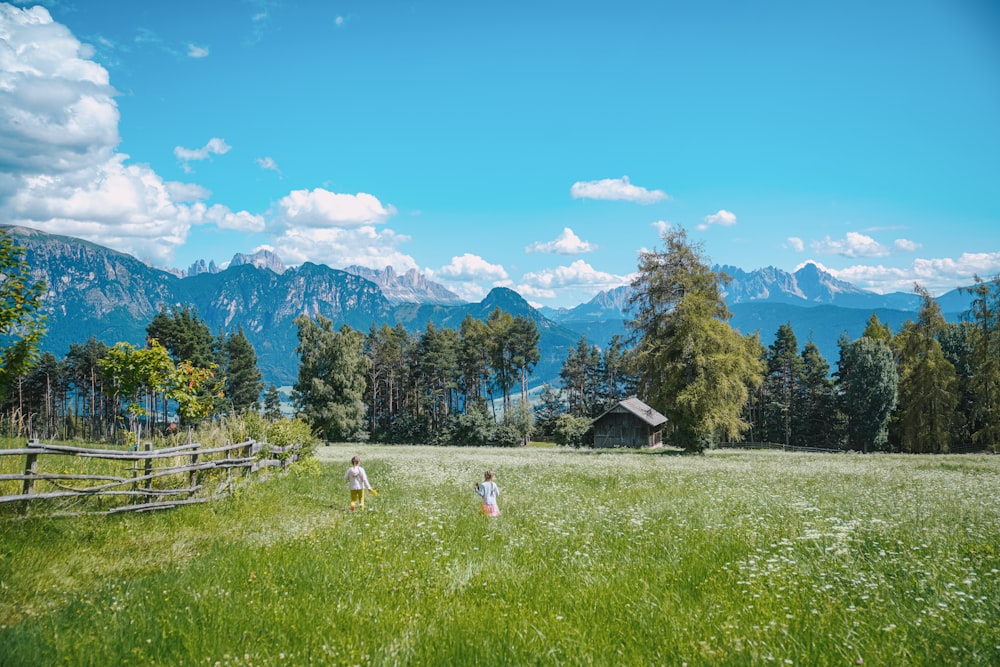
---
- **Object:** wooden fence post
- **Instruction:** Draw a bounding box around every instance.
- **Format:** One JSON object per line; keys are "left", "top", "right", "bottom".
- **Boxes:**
{"left": 143, "top": 442, "right": 153, "bottom": 496}
{"left": 21, "top": 438, "right": 40, "bottom": 514}
{"left": 188, "top": 444, "right": 200, "bottom": 493}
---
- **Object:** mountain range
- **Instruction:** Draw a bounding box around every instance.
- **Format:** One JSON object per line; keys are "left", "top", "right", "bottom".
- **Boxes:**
{"left": 5, "top": 225, "right": 976, "bottom": 389}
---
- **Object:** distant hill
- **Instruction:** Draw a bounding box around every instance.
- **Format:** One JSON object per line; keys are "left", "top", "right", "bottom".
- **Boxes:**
{"left": 7, "top": 225, "right": 979, "bottom": 387}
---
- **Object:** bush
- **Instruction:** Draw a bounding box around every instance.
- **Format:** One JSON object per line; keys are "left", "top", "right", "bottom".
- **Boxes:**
{"left": 553, "top": 414, "right": 592, "bottom": 447}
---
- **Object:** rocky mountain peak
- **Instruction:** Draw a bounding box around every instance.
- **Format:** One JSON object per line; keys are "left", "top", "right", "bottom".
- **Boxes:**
{"left": 344, "top": 265, "right": 463, "bottom": 305}
{"left": 230, "top": 249, "right": 285, "bottom": 274}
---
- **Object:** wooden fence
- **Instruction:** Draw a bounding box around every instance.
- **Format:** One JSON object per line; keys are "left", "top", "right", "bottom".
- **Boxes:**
{"left": 0, "top": 438, "right": 301, "bottom": 516}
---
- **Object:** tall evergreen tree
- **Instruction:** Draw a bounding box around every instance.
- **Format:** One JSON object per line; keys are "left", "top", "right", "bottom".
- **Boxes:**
{"left": 628, "top": 227, "right": 764, "bottom": 451}
{"left": 963, "top": 275, "right": 1000, "bottom": 450}
{"left": 263, "top": 383, "right": 283, "bottom": 421}
{"left": 762, "top": 323, "right": 805, "bottom": 446}
{"left": 147, "top": 305, "right": 214, "bottom": 368}
{"left": 796, "top": 341, "right": 839, "bottom": 448}
{"left": 836, "top": 335, "right": 897, "bottom": 452}
{"left": 222, "top": 326, "right": 263, "bottom": 415}
{"left": 292, "top": 315, "right": 370, "bottom": 442}
{"left": 893, "top": 286, "right": 959, "bottom": 452}
{"left": 939, "top": 321, "right": 976, "bottom": 446}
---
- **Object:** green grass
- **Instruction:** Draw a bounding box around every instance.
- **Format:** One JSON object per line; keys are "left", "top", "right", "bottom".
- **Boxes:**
{"left": 1, "top": 445, "right": 999, "bottom": 666}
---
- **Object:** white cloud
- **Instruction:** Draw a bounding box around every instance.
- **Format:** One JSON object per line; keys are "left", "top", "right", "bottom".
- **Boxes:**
{"left": 187, "top": 44, "right": 209, "bottom": 58}
{"left": 786, "top": 237, "right": 804, "bottom": 252}
{"left": 274, "top": 188, "right": 396, "bottom": 229}
{"left": 894, "top": 238, "right": 922, "bottom": 252}
{"left": 0, "top": 6, "right": 259, "bottom": 264}
{"left": 702, "top": 209, "right": 737, "bottom": 228}
{"left": 570, "top": 176, "right": 668, "bottom": 204}
{"left": 811, "top": 232, "right": 890, "bottom": 258}
{"left": 257, "top": 156, "right": 281, "bottom": 174}
{"left": 526, "top": 227, "right": 596, "bottom": 255}
{"left": 270, "top": 225, "right": 417, "bottom": 272}
{"left": 0, "top": 5, "right": 119, "bottom": 177}
{"left": 174, "top": 137, "right": 231, "bottom": 162}
{"left": 520, "top": 259, "right": 631, "bottom": 291}
{"left": 810, "top": 252, "right": 1000, "bottom": 296}
{"left": 436, "top": 253, "right": 508, "bottom": 281}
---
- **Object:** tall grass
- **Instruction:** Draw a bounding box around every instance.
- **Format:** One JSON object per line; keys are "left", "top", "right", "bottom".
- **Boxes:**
{"left": 1, "top": 445, "right": 998, "bottom": 665}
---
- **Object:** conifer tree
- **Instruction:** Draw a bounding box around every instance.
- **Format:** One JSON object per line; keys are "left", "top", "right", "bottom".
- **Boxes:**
{"left": 893, "top": 286, "right": 959, "bottom": 452}
{"left": 628, "top": 227, "right": 764, "bottom": 451}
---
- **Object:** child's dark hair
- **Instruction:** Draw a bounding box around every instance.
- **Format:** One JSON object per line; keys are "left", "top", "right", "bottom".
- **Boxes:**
{"left": 351, "top": 456, "right": 360, "bottom": 465}
{"left": 484, "top": 470, "right": 494, "bottom": 481}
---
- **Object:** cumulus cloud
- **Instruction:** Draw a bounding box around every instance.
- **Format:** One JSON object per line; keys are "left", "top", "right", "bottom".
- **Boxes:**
{"left": 187, "top": 44, "right": 209, "bottom": 58}
{"left": 0, "top": 6, "right": 260, "bottom": 264}
{"left": 825, "top": 252, "right": 1000, "bottom": 295}
{"left": 570, "top": 176, "right": 668, "bottom": 204}
{"left": 894, "top": 238, "right": 922, "bottom": 252}
{"left": 174, "top": 137, "right": 231, "bottom": 162}
{"left": 270, "top": 225, "right": 417, "bottom": 272}
{"left": 520, "top": 259, "right": 631, "bottom": 291}
{"left": 786, "top": 237, "right": 805, "bottom": 252}
{"left": 526, "top": 228, "right": 596, "bottom": 255}
{"left": 811, "top": 232, "right": 891, "bottom": 258}
{"left": 0, "top": 5, "right": 119, "bottom": 176}
{"left": 699, "top": 209, "right": 737, "bottom": 230}
{"left": 436, "top": 254, "right": 509, "bottom": 281}
{"left": 274, "top": 188, "right": 396, "bottom": 229}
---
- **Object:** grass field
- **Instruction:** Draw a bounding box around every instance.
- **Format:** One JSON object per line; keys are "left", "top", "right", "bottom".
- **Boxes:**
{"left": 1, "top": 444, "right": 998, "bottom": 666}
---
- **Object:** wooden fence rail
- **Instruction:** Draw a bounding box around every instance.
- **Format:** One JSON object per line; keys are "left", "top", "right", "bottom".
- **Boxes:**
{"left": 0, "top": 438, "right": 301, "bottom": 516}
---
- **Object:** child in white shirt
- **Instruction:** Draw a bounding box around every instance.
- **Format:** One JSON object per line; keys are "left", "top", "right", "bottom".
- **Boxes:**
{"left": 474, "top": 469, "right": 500, "bottom": 516}
{"left": 344, "top": 456, "right": 373, "bottom": 510}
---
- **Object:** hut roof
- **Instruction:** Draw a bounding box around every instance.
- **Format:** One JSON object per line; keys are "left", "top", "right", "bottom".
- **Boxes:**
{"left": 592, "top": 397, "right": 667, "bottom": 427}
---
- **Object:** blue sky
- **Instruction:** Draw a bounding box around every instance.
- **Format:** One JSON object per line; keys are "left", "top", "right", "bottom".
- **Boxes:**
{"left": 2, "top": 0, "right": 998, "bottom": 307}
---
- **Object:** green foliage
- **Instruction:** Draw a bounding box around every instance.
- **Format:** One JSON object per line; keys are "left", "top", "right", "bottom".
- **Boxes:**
{"left": 292, "top": 315, "right": 370, "bottom": 442}
{"left": 628, "top": 227, "right": 764, "bottom": 451}
{"left": 147, "top": 305, "right": 215, "bottom": 368}
{"left": 963, "top": 275, "right": 1000, "bottom": 451}
{"left": 0, "top": 229, "right": 47, "bottom": 399}
{"left": 553, "top": 413, "right": 592, "bottom": 447}
{"left": 263, "top": 383, "right": 283, "bottom": 421}
{"left": 894, "top": 286, "right": 959, "bottom": 453}
{"left": 761, "top": 323, "right": 805, "bottom": 446}
{"left": 837, "top": 335, "right": 898, "bottom": 452}
{"left": 797, "top": 341, "right": 840, "bottom": 448}
{"left": 221, "top": 326, "right": 263, "bottom": 414}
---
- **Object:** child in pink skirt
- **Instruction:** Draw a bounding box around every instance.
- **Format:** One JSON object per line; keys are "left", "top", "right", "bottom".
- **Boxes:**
{"left": 474, "top": 469, "right": 500, "bottom": 516}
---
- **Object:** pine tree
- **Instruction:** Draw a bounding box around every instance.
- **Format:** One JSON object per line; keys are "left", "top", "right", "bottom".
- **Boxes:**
{"left": 292, "top": 315, "right": 370, "bottom": 442}
{"left": 762, "top": 323, "right": 805, "bottom": 446}
{"left": 963, "top": 275, "right": 1000, "bottom": 450}
{"left": 836, "top": 335, "right": 897, "bottom": 453}
{"left": 263, "top": 383, "right": 283, "bottom": 421}
{"left": 796, "top": 341, "right": 839, "bottom": 448}
{"left": 628, "top": 227, "right": 764, "bottom": 451}
{"left": 223, "top": 326, "right": 263, "bottom": 415}
{"left": 893, "top": 286, "right": 959, "bottom": 452}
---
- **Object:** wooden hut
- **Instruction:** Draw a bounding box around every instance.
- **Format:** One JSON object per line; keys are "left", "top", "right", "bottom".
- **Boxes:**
{"left": 591, "top": 397, "right": 667, "bottom": 448}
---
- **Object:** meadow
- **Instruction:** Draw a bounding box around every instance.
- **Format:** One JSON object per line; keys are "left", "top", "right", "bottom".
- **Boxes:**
{"left": 1, "top": 444, "right": 998, "bottom": 666}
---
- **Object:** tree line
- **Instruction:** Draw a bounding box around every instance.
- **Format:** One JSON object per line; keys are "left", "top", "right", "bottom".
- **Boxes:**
{"left": 2, "top": 227, "right": 999, "bottom": 453}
